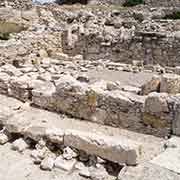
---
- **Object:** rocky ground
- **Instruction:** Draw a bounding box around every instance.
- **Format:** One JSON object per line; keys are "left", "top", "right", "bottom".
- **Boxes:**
{"left": 1, "top": 0, "right": 180, "bottom": 180}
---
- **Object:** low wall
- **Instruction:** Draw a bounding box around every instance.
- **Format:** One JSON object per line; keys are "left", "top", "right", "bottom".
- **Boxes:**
{"left": 0, "top": 64, "right": 179, "bottom": 138}
{"left": 62, "top": 28, "right": 180, "bottom": 67}
{"left": 88, "top": 0, "right": 180, "bottom": 7}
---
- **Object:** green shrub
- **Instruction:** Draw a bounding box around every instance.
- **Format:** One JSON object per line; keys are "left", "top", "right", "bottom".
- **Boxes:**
{"left": 163, "top": 11, "right": 180, "bottom": 19}
{"left": 123, "top": 0, "right": 144, "bottom": 7}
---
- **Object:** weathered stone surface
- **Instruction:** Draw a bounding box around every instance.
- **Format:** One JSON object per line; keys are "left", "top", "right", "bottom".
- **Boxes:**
{"left": 64, "top": 130, "right": 142, "bottom": 165}
{"left": 45, "top": 128, "right": 64, "bottom": 144}
{"left": 0, "top": 132, "right": 9, "bottom": 144}
{"left": 143, "top": 92, "right": 170, "bottom": 136}
{"left": 54, "top": 155, "right": 77, "bottom": 171}
{"left": 11, "top": 138, "right": 29, "bottom": 152}
{"left": 160, "top": 74, "right": 180, "bottom": 94}
{"left": 0, "top": 72, "right": 10, "bottom": 94}
{"left": 9, "top": 75, "right": 31, "bottom": 102}
{"left": 89, "top": 166, "right": 109, "bottom": 180}
{"left": 1, "top": 64, "right": 22, "bottom": 77}
{"left": 144, "top": 92, "right": 169, "bottom": 114}
{"left": 118, "top": 162, "right": 180, "bottom": 180}
{"left": 151, "top": 136, "right": 180, "bottom": 174}
{"left": 141, "top": 75, "right": 160, "bottom": 95}
{"left": 24, "top": 126, "right": 46, "bottom": 141}
{"left": 0, "top": 94, "right": 166, "bottom": 165}
{"left": 40, "top": 157, "right": 54, "bottom": 171}
{"left": 63, "top": 147, "right": 78, "bottom": 160}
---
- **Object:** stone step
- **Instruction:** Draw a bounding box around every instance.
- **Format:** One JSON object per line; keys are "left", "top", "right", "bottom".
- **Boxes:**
{"left": 0, "top": 94, "right": 166, "bottom": 166}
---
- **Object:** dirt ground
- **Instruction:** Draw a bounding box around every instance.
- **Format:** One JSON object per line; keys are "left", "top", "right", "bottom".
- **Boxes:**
{"left": 87, "top": 69, "right": 155, "bottom": 87}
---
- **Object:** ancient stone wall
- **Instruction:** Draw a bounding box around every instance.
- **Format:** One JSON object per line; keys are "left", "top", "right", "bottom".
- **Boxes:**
{"left": 89, "top": 0, "right": 180, "bottom": 7}
{"left": 62, "top": 28, "right": 180, "bottom": 67}
{"left": 145, "top": 0, "right": 180, "bottom": 7}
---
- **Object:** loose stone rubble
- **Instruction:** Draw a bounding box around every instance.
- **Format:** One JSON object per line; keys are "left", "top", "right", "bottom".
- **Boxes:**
{"left": 0, "top": 0, "right": 180, "bottom": 180}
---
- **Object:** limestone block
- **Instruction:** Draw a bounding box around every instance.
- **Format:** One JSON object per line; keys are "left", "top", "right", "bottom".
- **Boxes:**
{"left": 160, "top": 74, "right": 180, "bottom": 94}
{"left": 11, "top": 138, "right": 29, "bottom": 152}
{"left": 40, "top": 157, "right": 54, "bottom": 171}
{"left": 0, "top": 133, "right": 9, "bottom": 145}
{"left": 144, "top": 92, "right": 169, "bottom": 114}
{"left": 141, "top": 75, "right": 161, "bottom": 95}
{"left": 54, "top": 155, "right": 77, "bottom": 171}
{"left": 9, "top": 75, "right": 31, "bottom": 102}
{"left": 64, "top": 130, "right": 142, "bottom": 165}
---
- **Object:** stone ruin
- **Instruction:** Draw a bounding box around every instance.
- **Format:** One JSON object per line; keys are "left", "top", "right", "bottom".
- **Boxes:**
{"left": 0, "top": 0, "right": 180, "bottom": 180}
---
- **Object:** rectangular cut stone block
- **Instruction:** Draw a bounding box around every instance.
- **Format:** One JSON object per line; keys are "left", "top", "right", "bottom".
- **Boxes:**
{"left": 9, "top": 76, "right": 30, "bottom": 102}
{"left": 64, "top": 130, "right": 142, "bottom": 165}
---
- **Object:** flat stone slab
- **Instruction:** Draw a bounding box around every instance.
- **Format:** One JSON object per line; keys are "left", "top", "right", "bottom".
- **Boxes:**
{"left": 64, "top": 129, "right": 141, "bottom": 165}
{"left": 118, "top": 162, "right": 180, "bottom": 180}
{"left": 151, "top": 136, "right": 180, "bottom": 174}
{"left": 0, "top": 94, "right": 165, "bottom": 165}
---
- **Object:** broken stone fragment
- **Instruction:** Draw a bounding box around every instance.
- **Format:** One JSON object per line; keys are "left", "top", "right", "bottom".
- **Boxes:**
{"left": 79, "top": 167, "right": 91, "bottom": 178}
{"left": 40, "top": 157, "right": 54, "bottom": 171}
{"left": 24, "top": 126, "right": 46, "bottom": 142}
{"left": 89, "top": 166, "right": 109, "bottom": 180}
{"left": 160, "top": 73, "right": 180, "bottom": 94}
{"left": 106, "top": 81, "right": 120, "bottom": 91}
{"left": 54, "top": 155, "right": 77, "bottom": 171}
{"left": 31, "top": 149, "right": 44, "bottom": 164}
{"left": 45, "top": 128, "right": 64, "bottom": 144}
{"left": 11, "top": 138, "right": 29, "bottom": 152}
{"left": 76, "top": 73, "right": 90, "bottom": 83}
{"left": 122, "top": 85, "right": 141, "bottom": 94}
{"left": 0, "top": 132, "right": 9, "bottom": 145}
{"left": 36, "top": 138, "right": 46, "bottom": 149}
{"left": 52, "top": 53, "right": 70, "bottom": 61}
{"left": 31, "top": 147, "right": 51, "bottom": 164}
{"left": 55, "top": 74, "right": 87, "bottom": 94}
{"left": 63, "top": 147, "right": 78, "bottom": 160}
{"left": 72, "top": 54, "right": 83, "bottom": 61}
{"left": 38, "top": 49, "right": 49, "bottom": 58}
{"left": 141, "top": 75, "right": 161, "bottom": 95}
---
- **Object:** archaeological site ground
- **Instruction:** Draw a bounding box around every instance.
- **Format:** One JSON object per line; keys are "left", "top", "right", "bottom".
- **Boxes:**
{"left": 1, "top": 0, "right": 180, "bottom": 179}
